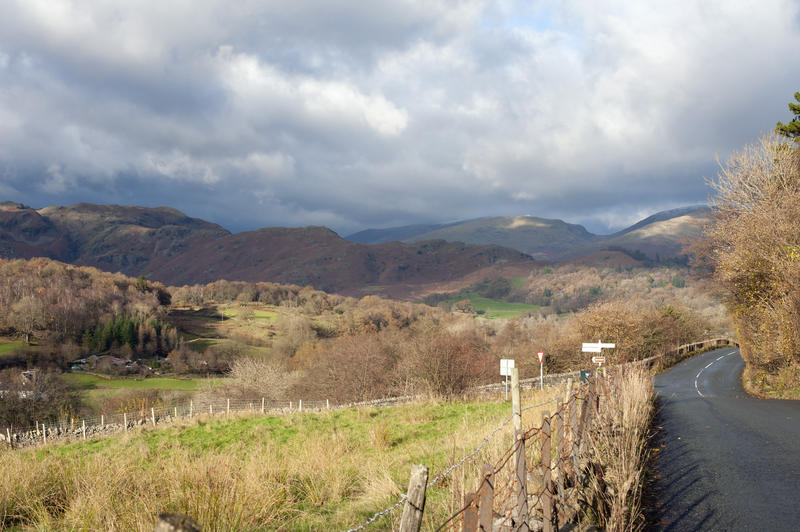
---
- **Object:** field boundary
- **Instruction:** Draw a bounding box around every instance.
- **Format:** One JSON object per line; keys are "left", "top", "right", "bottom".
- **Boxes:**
{"left": 1, "top": 337, "right": 735, "bottom": 450}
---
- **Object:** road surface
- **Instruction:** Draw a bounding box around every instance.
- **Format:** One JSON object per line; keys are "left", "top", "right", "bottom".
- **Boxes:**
{"left": 649, "top": 347, "right": 800, "bottom": 530}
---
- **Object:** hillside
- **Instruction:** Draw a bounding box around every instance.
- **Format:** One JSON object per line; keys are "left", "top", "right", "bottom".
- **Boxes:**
{"left": 406, "top": 216, "right": 595, "bottom": 260}
{"left": 346, "top": 222, "right": 455, "bottom": 244}
{"left": 598, "top": 206, "right": 711, "bottom": 261}
{"left": 149, "top": 226, "right": 534, "bottom": 296}
{"left": 0, "top": 201, "right": 709, "bottom": 297}
{"left": 0, "top": 203, "right": 536, "bottom": 297}
{"left": 346, "top": 206, "right": 711, "bottom": 262}
{"left": 0, "top": 202, "right": 230, "bottom": 275}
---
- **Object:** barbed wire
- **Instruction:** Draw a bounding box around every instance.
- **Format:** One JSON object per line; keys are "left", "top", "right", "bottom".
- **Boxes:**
{"left": 344, "top": 494, "right": 408, "bottom": 532}
{"left": 343, "top": 395, "right": 560, "bottom": 532}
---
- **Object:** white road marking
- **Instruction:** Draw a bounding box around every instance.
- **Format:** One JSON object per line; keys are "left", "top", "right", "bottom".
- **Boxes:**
{"left": 694, "top": 350, "right": 736, "bottom": 398}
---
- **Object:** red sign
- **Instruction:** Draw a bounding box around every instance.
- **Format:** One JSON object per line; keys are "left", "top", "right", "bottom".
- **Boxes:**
{"left": 591, "top": 356, "right": 606, "bottom": 365}
{"left": 537, "top": 351, "right": 544, "bottom": 364}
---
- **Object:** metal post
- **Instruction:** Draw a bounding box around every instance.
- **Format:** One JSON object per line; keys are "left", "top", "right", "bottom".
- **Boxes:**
{"left": 540, "top": 358, "right": 544, "bottom": 390}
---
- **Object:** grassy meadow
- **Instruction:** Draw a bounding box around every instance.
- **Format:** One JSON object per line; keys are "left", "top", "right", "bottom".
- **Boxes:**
{"left": 0, "top": 339, "right": 24, "bottom": 356}
{"left": 62, "top": 373, "right": 218, "bottom": 409}
{"left": 0, "top": 389, "right": 560, "bottom": 531}
{"left": 446, "top": 293, "right": 540, "bottom": 319}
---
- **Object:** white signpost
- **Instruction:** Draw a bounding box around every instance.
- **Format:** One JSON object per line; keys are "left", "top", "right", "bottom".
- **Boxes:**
{"left": 537, "top": 351, "right": 544, "bottom": 390}
{"left": 582, "top": 340, "right": 615, "bottom": 368}
{"left": 500, "top": 359, "right": 515, "bottom": 399}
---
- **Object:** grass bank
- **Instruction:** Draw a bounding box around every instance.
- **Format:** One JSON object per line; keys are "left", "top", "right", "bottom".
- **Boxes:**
{"left": 0, "top": 389, "right": 559, "bottom": 531}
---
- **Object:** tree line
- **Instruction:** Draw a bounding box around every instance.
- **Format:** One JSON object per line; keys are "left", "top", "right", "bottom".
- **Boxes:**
{"left": 701, "top": 96, "right": 800, "bottom": 395}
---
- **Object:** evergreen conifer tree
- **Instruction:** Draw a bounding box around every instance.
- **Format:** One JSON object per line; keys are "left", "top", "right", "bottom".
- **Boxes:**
{"left": 776, "top": 91, "right": 800, "bottom": 140}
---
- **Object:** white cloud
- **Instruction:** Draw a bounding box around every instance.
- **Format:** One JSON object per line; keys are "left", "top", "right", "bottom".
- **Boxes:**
{"left": 0, "top": 0, "right": 798, "bottom": 233}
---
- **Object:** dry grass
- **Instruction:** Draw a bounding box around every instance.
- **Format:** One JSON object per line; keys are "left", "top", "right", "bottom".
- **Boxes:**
{"left": 438, "top": 368, "right": 655, "bottom": 531}
{"left": 587, "top": 366, "right": 654, "bottom": 531}
{"left": 0, "top": 389, "right": 561, "bottom": 531}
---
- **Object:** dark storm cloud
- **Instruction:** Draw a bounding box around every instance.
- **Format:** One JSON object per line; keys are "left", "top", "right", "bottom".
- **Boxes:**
{"left": 1, "top": 0, "right": 799, "bottom": 235}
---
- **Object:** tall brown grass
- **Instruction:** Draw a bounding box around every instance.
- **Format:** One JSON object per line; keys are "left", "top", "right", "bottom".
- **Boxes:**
{"left": 587, "top": 366, "right": 654, "bottom": 531}
{"left": 0, "top": 391, "right": 560, "bottom": 531}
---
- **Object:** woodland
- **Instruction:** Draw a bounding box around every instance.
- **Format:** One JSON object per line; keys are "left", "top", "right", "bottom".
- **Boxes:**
{"left": 0, "top": 254, "right": 728, "bottom": 428}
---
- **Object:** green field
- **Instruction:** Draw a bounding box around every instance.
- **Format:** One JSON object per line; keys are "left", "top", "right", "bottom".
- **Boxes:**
{"left": 0, "top": 339, "right": 24, "bottom": 356}
{"left": 4, "top": 390, "right": 558, "bottom": 530}
{"left": 448, "top": 293, "right": 540, "bottom": 319}
{"left": 62, "top": 373, "right": 219, "bottom": 407}
{"left": 62, "top": 373, "right": 209, "bottom": 392}
{"left": 220, "top": 307, "right": 277, "bottom": 322}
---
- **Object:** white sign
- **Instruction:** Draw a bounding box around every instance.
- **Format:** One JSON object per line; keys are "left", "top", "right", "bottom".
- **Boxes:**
{"left": 582, "top": 340, "right": 615, "bottom": 355}
{"left": 537, "top": 351, "right": 544, "bottom": 364}
{"left": 500, "top": 358, "right": 515, "bottom": 376}
{"left": 582, "top": 341, "right": 616, "bottom": 351}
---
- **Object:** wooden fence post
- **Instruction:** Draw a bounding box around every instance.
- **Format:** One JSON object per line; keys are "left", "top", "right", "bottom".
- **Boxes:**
{"left": 399, "top": 464, "right": 429, "bottom": 532}
{"left": 299, "top": 399, "right": 303, "bottom": 412}
{"left": 540, "top": 412, "right": 556, "bottom": 532}
{"left": 82, "top": 419, "right": 86, "bottom": 440}
{"left": 189, "top": 400, "right": 193, "bottom": 418}
{"left": 463, "top": 492, "right": 478, "bottom": 531}
{"left": 261, "top": 397, "right": 265, "bottom": 413}
{"left": 555, "top": 401, "right": 567, "bottom": 512}
{"left": 478, "top": 464, "right": 494, "bottom": 531}
{"left": 514, "top": 430, "right": 529, "bottom": 530}
{"left": 209, "top": 404, "right": 213, "bottom": 415}
{"left": 511, "top": 367, "right": 522, "bottom": 431}
{"left": 101, "top": 414, "right": 104, "bottom": 428}
{"left": 227, "top": 398, "right": 230, "bottom": 415}
{"left": 43, "top": 423, "right": 47, "bottom": 445}
{"left": 564, "top": 377, "right": 573, "bottom": 403}
{"left": 124, "top": 413, "right": 127, "bottom": 432}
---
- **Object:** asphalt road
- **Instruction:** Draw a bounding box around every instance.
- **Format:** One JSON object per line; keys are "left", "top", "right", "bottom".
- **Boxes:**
{"left": 649, "top": 347, "right": 800, "bottom": 531}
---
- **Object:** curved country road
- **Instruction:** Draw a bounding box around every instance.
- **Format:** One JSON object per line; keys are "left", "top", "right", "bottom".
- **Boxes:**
{"left": 648, "top": 347, "right": 800, "bottom": 530}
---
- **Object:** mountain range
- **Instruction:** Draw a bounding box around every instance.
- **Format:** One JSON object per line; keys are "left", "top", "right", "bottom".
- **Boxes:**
{"left": 0, "top": 201, "right": 709, "bottom": 298}
{"left": 347, "top": 205, "right": 710, "bottom": 261}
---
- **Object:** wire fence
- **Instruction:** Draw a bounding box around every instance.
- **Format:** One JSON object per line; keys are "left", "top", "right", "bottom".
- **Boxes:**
{"left": 435, "top": 377, "right": 601, "bottom": 531}
{"left": 0, "top": 395, "right": 370, "bottom": 448}
{"left": 343, "top": 336, "right": 736, "bottom": 532}
{"left": 2, "top": 337, "right": 733, "bottom": 449}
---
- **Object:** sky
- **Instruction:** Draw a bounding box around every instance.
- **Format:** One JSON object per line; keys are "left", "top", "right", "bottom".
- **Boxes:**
{"left": 1, "top": 0, "right": 799, "bottom": 236}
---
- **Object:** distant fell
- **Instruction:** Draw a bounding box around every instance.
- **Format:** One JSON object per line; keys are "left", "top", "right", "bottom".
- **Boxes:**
{"left": 348, "top": 206, "right": 710, "bottom": 262}
{"left": 0, "top": 202, "right": 536, "bottom": 298}
{"left": 407, "top": 216, "right": 595, "bottom": 260}
{"left": 148, "top": 226, "right": 534, "bottom": 296}
{"left": 346, "top": 222, "right": 456, "bottom": 244}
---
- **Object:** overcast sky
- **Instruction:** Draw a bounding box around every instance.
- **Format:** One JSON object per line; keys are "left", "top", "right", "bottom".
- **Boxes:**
{"left": 1, "top": 1, "right": 798, "bottom": 235}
